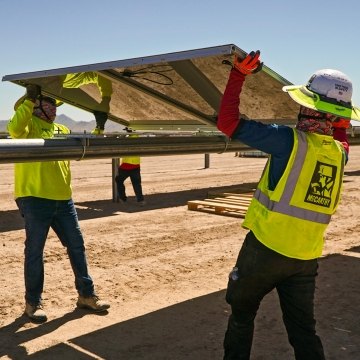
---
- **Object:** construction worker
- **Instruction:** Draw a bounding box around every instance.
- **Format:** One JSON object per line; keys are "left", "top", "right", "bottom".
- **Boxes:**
{"left": 7, "top": 84, "right": 110, "bottom": 322}
{"left": 217, "top": 51, "right": 356, "bottom": 359}
{"left": 61, "top": 72, "right": 112, "bottom": 135}
{"left": 115, "top": 128, "right": 146, "bottom": 206}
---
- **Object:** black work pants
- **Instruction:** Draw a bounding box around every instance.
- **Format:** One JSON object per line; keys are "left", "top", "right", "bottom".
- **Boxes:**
{"left": 224, "top": 231, "right": 325, "bottom": 360}
{"left": 116, "top": 167, "right": 144, "bottom": 202}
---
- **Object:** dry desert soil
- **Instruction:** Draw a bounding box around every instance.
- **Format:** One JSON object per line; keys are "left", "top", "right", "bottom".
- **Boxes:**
{"left": 1, "top": 149, "right": 360, "bottom": 359}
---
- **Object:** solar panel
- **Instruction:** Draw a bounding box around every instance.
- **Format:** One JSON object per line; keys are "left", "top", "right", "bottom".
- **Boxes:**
{"left": 2, "top": 44, "right": 299, "bottom": 131}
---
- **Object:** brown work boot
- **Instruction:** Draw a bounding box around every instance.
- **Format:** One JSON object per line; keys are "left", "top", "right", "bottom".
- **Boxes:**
{"left": 24, "top": 303, "right": 47, "bottom": 322}
{"left": 76, "top": 295, "right": 110, "bottom": 312}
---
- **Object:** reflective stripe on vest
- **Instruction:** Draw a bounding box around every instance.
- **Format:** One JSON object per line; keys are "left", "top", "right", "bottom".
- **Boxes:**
{"left": 253, "top": 131, "right": 344, "bottom": 225}
{"left": 243, "top": 130, "right": 345, "bottom": 259}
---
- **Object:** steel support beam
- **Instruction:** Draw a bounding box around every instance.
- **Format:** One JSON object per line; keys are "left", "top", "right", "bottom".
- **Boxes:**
{"left": 0, "top": 136, "right": 252, "bottom": 164}
{"left": 2, "top": 133, "right": 359, "bottom": 165}
{"left": 170, "top": 60, "right": 223, "bottom": 111}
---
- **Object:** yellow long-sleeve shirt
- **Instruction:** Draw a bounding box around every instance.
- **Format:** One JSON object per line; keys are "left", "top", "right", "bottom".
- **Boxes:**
{"left": 7, "top": 99, "right": 72, "bottom": 200}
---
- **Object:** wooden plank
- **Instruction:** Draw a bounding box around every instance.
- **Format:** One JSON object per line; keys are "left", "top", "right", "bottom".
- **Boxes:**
{"left": 213, "top": 195, "right": 252, "bottom": 201}
{"left": 188, "top": 189, "right": 254, "bottom": 217}
{"left": 216, "top": 196, "right": 252, "bottom": 203}
{"left": 208, "top": 187, "right": 255, "bottom": 197}
{"left": 212, "top": 197, "right": 251, "bottom": 206}
{"left": 187, "top": 199, "right": 249, "bottom": 216}
{"left": 214, "top": 192, "right": 253, "bottom": 198}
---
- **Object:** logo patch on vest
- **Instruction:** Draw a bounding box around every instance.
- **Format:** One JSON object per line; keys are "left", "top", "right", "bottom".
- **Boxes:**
{"left": 304, "top": 161, "right": 337, "bottom": 208}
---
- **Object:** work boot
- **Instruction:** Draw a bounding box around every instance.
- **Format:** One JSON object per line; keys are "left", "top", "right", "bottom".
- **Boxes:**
{"left": 118, "top": 197, "right": 127, "bottom": 204}
{"left": 77, "top": 295, "right": 110, "bottom": 312}
{"left": 24, "top": 303, "right": 47, "bottom": 322}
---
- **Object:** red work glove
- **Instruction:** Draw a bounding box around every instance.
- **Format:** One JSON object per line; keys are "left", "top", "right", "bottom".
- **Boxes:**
{"left": 234, "top": 50, "right": 263, "bottom": 75}
{"left": 332, "top": 118, "right": 351, "bottom": 129}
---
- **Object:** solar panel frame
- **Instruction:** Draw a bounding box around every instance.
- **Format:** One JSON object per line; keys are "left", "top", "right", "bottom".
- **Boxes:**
{"left": 2, "top": 44, "right": 299, "bottom": 131}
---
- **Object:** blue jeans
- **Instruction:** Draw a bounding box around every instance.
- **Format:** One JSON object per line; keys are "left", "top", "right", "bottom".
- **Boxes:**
{"left": 224, "top": 231, "right": 325, "bottom": 360}
{"left": 16, "top": 197, "right": 95, "bottom": 305}
{"left": 116, "top": 167, "right": 144, "bottom": 202}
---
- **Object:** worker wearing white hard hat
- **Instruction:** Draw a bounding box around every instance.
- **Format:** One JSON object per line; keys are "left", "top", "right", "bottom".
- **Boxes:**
{"left": 217, "top": 51, "right": 353, "bottom": 359}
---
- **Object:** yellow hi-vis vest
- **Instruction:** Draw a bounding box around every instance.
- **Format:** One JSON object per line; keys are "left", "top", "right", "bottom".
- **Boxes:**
{"left": 121, "top": 156, "right": 140, "bottom": 165}
{"left": 121, "top": 134, "right": 140, "bottom": 165}
{"left": 242, "top": 129, "right": 345, "bottom": 260}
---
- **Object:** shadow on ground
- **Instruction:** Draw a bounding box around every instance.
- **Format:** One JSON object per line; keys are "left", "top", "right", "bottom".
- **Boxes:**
{"left": 1, "top": 252, "right": 359, "bottom": 360}
{"left": 344, "top": 169, "right": 360, "bottom": 177}
{"left": 0, "top": 183, "right": 257, "bottom": 232}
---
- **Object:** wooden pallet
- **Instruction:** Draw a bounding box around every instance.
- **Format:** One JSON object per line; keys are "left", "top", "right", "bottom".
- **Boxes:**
{"left": 207, "top": 186, "right": 256, "bottom": 198}
{"left": 187, "top": 191, "right": 253, "bottom": 218}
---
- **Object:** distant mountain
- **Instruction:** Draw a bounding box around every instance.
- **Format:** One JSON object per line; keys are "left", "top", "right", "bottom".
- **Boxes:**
{"left": 55, "top": 114, "right": 93, "bottom": 133}
{"left": 0, "top": 114, "right": 125, "bottom": 133}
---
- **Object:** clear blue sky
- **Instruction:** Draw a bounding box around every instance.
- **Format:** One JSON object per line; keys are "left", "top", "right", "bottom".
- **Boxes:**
{"left": 1, "top": 0, "right": 359, "bottom": 122}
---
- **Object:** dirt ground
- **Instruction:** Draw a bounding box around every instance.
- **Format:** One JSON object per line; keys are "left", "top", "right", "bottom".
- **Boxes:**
{"left": 0, "top": 148, "right": 360, "bottom": 360}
